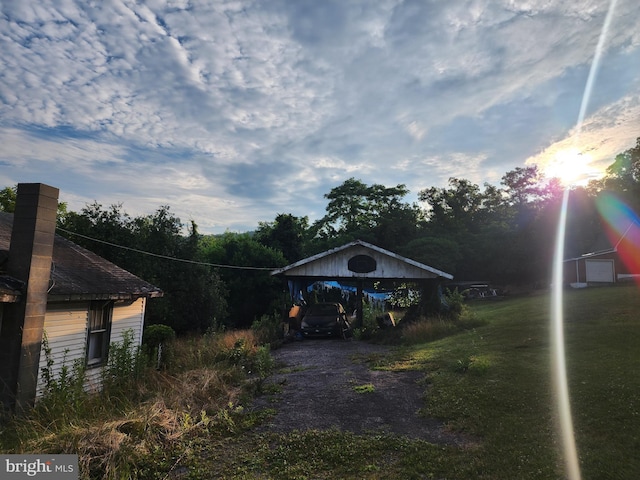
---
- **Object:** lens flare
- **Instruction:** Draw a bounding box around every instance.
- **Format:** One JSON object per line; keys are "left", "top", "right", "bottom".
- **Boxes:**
{"left": 551, "top": 1, "right": 619, "bottom": 479}
{"left": 551, "top": 190, "right": 581, "bottom": 480}
{"left": 595, "top": 193, "right": 640, "bottom": 285}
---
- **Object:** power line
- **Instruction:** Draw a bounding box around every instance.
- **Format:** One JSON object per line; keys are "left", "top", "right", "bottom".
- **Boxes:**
{"left": 56, "top": 227, "right": 278, "bottom": 271}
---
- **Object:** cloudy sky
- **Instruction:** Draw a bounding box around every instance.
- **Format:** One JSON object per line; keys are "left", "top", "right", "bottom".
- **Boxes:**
{"left": 1, "top": 0, "right": 639, "bottom": 234}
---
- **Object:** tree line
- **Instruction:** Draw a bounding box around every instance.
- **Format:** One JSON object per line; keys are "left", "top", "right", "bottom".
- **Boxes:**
{"left": 1, "top": 137, "right": 638, "bottom": 332}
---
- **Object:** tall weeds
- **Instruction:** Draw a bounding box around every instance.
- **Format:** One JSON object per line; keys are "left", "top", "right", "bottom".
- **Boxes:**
{"left": 0, "top": 328, "right": 275, "bottom": 480}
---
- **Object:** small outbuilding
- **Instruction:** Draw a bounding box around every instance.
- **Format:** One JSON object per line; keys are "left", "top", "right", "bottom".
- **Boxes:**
{"left": 0, "top": 184, "right": 163, "bottom": 411}
{"left": 271, "top": 239, "right": 453, "bottom": 326}
{"left": 564, "top": 220, "right": 640, "bottom": 287}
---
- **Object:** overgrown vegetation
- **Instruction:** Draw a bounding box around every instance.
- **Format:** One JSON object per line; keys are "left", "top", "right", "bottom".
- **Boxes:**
{"left": 0, "top": 327, "right": 276, "bottom": 479}
{"left": 2, "top": 286, "right": 639, "bottom": 479}
{"left": 366, "top": 287, "right": 484, "bottom": 345}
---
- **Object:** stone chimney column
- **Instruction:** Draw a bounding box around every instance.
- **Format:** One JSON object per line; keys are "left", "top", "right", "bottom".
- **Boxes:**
{"left": 0, "top": 183, "right": 59, "bottom": 411}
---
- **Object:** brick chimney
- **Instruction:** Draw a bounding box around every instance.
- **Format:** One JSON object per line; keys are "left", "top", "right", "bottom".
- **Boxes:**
{"left": 0, "top": 183, "right": 59, "bottom": 411}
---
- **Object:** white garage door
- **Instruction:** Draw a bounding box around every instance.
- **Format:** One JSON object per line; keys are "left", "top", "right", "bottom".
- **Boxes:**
{"left": 585, "top": 259, "right": 615, "bottom": 283}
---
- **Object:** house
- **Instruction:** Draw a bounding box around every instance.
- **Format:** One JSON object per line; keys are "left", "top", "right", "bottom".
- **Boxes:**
{"left": 563, "top": 219, "right": 640, "bottom": 287}
{"left": 0, "top": 184, "right": 162, "bottom": 411}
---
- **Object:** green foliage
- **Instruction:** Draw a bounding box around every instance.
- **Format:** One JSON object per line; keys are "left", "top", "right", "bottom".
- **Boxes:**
{"left": 251, "top": 313, "right": 284, "bottom": 345}
{"left": 5, "top": 288, "right": 640, "bottom": 480}
{"left": 254, "top": 213, "right": 310, "bottom": 262}
{"left": 453, "top": 355, "right": 474, "bottom": 373}
{"left": 0, "top": 185, "right": 17, "bottom": 212}
{"left": 199, "top": 232, "right": 286, "bottom": 328}
{"left": 399, "top": 237, "right": 461, "bottom": 275}
{"left": 218, "top": 338, "right": 274, "bottom": 378}
{"left": 311, "top": 177, "right": 421, "bottom": 251}
{"left": 37, "top": 333, "right": 88, "bottom": 419}
{"left": 142, "top": 324, "right": 176, "bottom": 369}
{"left": 57, "top": 203, "right": 227, "bottom": 334}
{"left": 443, "top": 287, "right": 466, "bottom": 319}
{"left": 102, "top": 330, "right": 145, "bottom": 394}
{"left": 1, "top": 327, "right": 279, "bottom": 478}
{"left": 142, "top": 324, "right": 175, "bottom": 348}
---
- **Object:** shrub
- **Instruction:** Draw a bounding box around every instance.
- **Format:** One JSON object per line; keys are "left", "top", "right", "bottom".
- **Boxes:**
{"left": 103, "top": 330, "right": 145, "bottom": 395}
{"left": 142, "top": 324, "right": 176, "bottom": 369}
{"left": 143, "top": 324, "right": 176, "bottom": 346}
{"left": 251, "top": 314, "right": 283, "bottom": 345}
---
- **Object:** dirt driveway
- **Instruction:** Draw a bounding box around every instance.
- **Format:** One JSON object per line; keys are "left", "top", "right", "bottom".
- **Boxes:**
{"left": 251, "top": 338, "right": 466, "bottom": 446}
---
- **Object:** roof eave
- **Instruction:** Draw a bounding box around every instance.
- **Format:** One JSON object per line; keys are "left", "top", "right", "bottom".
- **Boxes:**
{"left": 48, "top": 290, "right": 164, "bottom": 302}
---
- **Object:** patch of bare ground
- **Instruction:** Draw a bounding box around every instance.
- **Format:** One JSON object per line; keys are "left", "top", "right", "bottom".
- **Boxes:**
{"left": 250, "top": 338, "right": 470, "bottom": 446}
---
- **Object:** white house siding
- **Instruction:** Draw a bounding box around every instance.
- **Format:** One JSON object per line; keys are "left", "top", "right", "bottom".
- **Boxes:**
{"left": 110, "top": 297, "right": 146, "bottom": 346}
{"left": 36, "top": 303, "right": 88, "bottom": 398}
{"left": 36, "top": 297, "right": 147, "bottom": 397}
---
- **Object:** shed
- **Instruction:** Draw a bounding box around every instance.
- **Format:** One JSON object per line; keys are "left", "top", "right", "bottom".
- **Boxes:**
{"left": 563, "top": 220, "right": 640, "bottom": 287}
{"left": 0, "top": 184, "right": 163, "bottom": 411}
{"left": 271, "top": 240, "right": 453, "bottom": 326}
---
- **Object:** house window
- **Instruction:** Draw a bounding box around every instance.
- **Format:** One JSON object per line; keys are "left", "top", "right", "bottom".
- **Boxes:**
{"left": 87, "top": 301, "right": 112, "bottom": 366}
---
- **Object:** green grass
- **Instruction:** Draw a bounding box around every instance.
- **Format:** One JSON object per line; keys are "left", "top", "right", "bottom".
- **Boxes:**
{"left": 368, "top": 285, "right": 640, "bottom": 479}
{"left": 352, "top": 383, "right": 376, "bottom": 394}
{"left": 220, "top": 285, "right": 639, "bottom": 479}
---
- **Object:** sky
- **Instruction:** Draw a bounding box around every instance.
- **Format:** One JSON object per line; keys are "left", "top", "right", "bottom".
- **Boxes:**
{"left": 1, "top": 0, "right": 639, "bottom": 234}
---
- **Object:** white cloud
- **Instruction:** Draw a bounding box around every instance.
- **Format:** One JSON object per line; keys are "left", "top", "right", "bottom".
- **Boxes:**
{"left": 527, "top": 93, "right": 640, "bottom": 174}
{"left": 0, "top": 0, "right": 639, "bottom": 233}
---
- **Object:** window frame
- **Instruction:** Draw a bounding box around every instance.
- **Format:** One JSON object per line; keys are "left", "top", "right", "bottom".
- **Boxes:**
{"left": 86, "top": 300, "right": 113, "bottom": 368}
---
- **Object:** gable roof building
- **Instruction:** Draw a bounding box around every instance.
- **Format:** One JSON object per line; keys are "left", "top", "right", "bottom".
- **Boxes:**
{"left": 563, "top": 219, "right": 640, "bottom": 287}
{"left": 272, "top": 240, "right": 453, "bottom": 326}
{"left": 0, "top": 184, "right": 162, "bottom": 411}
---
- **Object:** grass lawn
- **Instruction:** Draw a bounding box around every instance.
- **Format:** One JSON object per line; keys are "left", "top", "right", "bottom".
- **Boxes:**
{"left": 213, "top": 285, "right": 640, "bottom": 479}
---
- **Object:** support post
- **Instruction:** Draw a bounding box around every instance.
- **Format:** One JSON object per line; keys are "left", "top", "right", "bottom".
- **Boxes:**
{"left": 356, "top": 278, "right": 363, "bottom": 329}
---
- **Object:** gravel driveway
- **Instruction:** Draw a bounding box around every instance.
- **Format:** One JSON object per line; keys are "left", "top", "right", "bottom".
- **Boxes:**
{"left": 251, "top": 338, "right": 467, "bottom": 446}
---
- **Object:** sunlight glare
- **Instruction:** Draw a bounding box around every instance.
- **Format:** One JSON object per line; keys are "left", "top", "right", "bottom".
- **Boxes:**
{"left": 544, "top": 148, "right": 595, "bottom": 186}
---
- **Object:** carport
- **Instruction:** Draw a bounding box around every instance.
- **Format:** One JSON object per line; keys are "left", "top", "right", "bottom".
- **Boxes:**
{"left": 271, "top": 239, "right": 453, "bottom": 327}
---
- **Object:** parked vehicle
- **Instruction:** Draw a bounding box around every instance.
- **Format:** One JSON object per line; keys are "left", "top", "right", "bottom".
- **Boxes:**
{"left": 300, "top": 302, "right": 352, "bottom": 339}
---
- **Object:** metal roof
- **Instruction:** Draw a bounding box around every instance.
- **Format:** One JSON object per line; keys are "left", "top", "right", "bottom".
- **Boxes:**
{"left": 271, "top": 239, "right": 453, "bottom": 280}
{"left": 0, "top": 212, "right": 163, "bottom": 302}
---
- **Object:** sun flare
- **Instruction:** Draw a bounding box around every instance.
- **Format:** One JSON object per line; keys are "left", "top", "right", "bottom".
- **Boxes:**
{"left": 543, "top": 148, "right": 597, "bottom": 186}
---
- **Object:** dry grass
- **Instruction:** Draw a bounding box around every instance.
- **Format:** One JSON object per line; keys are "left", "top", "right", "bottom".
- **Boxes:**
{"left": 0, "top": 328, "right": 271, "bottom": 480}
{"left": 400, "top": 317, "right": 459, "bottom": 344}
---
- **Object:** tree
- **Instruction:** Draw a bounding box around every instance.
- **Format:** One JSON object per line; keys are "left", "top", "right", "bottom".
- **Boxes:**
{"left": 312, "top": 178, "right": 420, "bottom": 251}
{"left": 604, "top": 137, "right": 640, "bottom": 186}
{"left": 255, "top": 213, "right": 310, "bottom": 263}
{"left": 500, "top": 166, "right": 546, "bottom": 207}
{"left": 418, "top": 178, "right": 484, "bottom": 231}
{"left": 0, "top": 186, "right": 17, "bottom": 212}
{"left": 0, "top": 185, "right": 69, "bottom": 217}
{"left": 199, "top": 232, "right": 287, "bottom": 328}
{"left": 58, "top": 203, "right": 227, "bottom": 334}
{"left": 398, "top": 236, "right": 461, "bottom": 275}
{"left": 58, "top": 202, "right": 136, "bottom": 268}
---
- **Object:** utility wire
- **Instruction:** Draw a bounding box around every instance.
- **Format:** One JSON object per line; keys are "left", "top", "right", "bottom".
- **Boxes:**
{"left": 56, "top": 227, "right": 278, "bottom": 271}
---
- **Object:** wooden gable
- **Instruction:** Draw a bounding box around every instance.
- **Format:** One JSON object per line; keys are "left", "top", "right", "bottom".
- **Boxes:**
{"left": 272, "top": 240, "right": 453, "bottom": 280}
